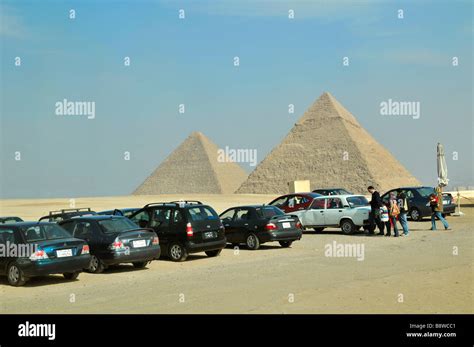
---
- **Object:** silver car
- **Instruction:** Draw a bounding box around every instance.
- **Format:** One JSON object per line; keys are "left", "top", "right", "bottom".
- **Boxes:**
{"left": 291, "top": 195, "right": 371, "bottom": 234}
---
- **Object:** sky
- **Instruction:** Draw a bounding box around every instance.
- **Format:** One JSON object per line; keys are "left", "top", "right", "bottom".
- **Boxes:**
{"left": 0, "top": 0, "right": 473, "bottom": 199}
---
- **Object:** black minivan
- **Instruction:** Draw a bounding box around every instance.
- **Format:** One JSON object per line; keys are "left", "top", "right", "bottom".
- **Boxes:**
{"left": 128, "top": 201, "right": 226, "bottom": 262}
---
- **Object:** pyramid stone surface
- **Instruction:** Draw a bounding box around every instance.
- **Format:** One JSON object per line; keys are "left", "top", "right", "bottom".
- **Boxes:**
{"left": 133, "top": 132, "right": 248, "bottom": 194}
{"left": 236, "top": 92, "right": 420, "bottom": 194}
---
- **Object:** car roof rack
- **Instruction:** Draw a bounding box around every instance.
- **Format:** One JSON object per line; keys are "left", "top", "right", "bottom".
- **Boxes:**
{"left": 169, "top": 200, "right": 202, "bottom": 205}
{"left": 47, "top": 208, "right": 93, "bottom": 216}
{"left": 143, "top": 202, "right": 177, "bottom": 208}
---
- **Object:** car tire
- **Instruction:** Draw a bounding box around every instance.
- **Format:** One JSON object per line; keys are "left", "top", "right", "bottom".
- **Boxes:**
{"left": 205, "top": 249, "right": 222, "bottom": 257}
{"left": 246, "top": 233, "right": 260, "bottom": 250}
{"left": 410, "top": 208, "right": 421, "bottom": 221}
{"left": 313, "top": 227, "right": 325, "bottom": 232}
{"left": 279, "top": 241, "right": 293, "bottom": 248}
{"left": 7, "top": 263, "right": 27, "bottom": 286}
{"left": 340, "top": 219, "right": 355, "bottom": 235}
{"left": 132, "top": 261, "right": 148, "bottom": 269}
{"left": 88, "top": 255, "right": 105, "bottom": 274}
{"left": 169, "top": 243, "right": 188, "bottom": 262}
{"left": 63, "top": 272, "right": 80, "bottom": 280}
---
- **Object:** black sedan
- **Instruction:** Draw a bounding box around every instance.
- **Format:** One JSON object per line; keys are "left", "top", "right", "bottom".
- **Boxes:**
{"left": 219, "top": 205, "right": 303, "bottom": 250}
{"left": 0, "top": 222, "right": 91, "bottom": 286}
{"left": 59, "top": 215, "right": 161, "bottom": 273}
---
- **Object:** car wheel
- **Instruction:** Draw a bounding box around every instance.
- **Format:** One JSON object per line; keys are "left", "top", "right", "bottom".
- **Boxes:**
{"left": 205, "top": 249, "right": 222, "bottom": 257}
{"left": 279, "top": 241, "right": 293, "bottom": 248}
{"left": 410, "top": 208, "right": 421, "bottom": 221}
{"left": 132, "top": 261, "right": 148, "bottom": 268}
{"left": 7, "top": 263, "right": 27, "bottom": 286}
{"left": 63, "top": 272, "right": 80, "bottom": 280}
{"left": 313, "top": 227, "right": 325, "bottom": 232}
{"left": 169, "top": 243, "right": 188, "bottom": 262}
{"left": 340, "top": 219, "right": 355, "bottom": 235}
{"left": 246, "top": 233, "right": 260, "bottom": 250}
{"left": 88, "top": 255, "right": 105, "bottom": 273}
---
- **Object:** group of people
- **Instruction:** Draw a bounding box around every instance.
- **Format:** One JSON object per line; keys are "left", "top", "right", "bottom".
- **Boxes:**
{"left": 366, "top": 185, "right": 450, "bottom": 237}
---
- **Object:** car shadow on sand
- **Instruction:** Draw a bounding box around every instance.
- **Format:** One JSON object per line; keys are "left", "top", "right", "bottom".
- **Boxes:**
{"left": 0, "top": 274, "right": 80, "bottom": 288}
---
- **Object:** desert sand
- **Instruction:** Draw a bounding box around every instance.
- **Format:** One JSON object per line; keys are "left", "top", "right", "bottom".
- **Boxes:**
{"left": 0, "top": 194, "right": 472, "bottom": 314}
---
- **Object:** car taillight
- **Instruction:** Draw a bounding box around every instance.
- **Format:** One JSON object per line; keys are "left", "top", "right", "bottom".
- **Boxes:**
{"left": 186, "top": 223, "right": 193, "bottom": 237}
{"left": 296, "top": 221, "right": 302, "bottom": 229}
{"left": 265, "top": 223, "right": 277, "bottom": 231}
{"left": 29, "top": 249, "right": 48, "bottom": 261}
{"left": 152, "top": 236, "right": 159, "bottom": 245}
{"left": 110, "top": 240, "right": 125, "bottom": 251}
{"left": 82, "top": 244, "right": 90, "bottom": 254}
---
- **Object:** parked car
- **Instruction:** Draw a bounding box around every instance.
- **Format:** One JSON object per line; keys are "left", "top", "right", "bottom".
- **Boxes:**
{"left": 291, "top": 195, "right": 371, "bottom": 234}
{"left": 381, "top": 187, "right": 456, "bottom": 221}
{"left": 268, "top": 192, "right": 322, "bottom": 213}
{"left": 0, "top": 222, "right": 91, "bottom": 286}
{"left": 219, "top": 205, "right": 302, "bottom": 250}
{"left": 312, "top": 188, "right": 353, "bottom": 196}
{"left": 98, "top": 208, "right": 140, "bottom": 218}
{"left": 39, "top": 208, "right": 96, "bottom": 223}
{"left": 0, "top": 216, "right": 24, "bottom": 224}
{"left": 59, "top": 215, "right": 160, "bottom": 273}
{"left": 128, "top": 201, "right": 226, "bottom": 262}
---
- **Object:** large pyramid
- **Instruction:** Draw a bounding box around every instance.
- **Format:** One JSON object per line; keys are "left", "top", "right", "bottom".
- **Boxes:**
{"left": 133, "top": 132, "right": 248, "bottom": 194}
{"left": 236, "top": 92, "right": 420, "bottom": 194}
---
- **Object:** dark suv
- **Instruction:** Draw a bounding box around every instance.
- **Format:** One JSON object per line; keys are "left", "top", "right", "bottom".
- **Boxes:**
{"left": 128, "top": 201, "right": 226, "bottom": 262}
{"left": 381, "top": 186, "right": 456, "bottom": 221}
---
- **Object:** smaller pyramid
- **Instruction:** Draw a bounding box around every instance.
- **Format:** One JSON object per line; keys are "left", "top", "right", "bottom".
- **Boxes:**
{"left": 133, "top": 132, "right": 248, "bottom": 195}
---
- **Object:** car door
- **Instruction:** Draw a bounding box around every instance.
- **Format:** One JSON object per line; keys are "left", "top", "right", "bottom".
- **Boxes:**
{"left": 0, "top": 227, "right": 18, "bottom": 274}
{"left": 232, "top": 208, "right": 252, "bottom": 242}
{"left": 323, "top": 198, "right": 345, "bottom": 226}
{"left": 169, "top": 208, "right": 186, "bottom": 248}
{"left": 149, "top": 207, "right": 173, "bottom": 246}
{"left": 220, "top": 208, "right": 237, "bottom": 243}
{"left": 302, "top": 198, "right": 326, "bottom": 226}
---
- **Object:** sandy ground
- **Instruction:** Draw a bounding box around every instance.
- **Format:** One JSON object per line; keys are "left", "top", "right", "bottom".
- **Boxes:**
{"left": 0, "top": 194, "right": 472, "bottom": 314}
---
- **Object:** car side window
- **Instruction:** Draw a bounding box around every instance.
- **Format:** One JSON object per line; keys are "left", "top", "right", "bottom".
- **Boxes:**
{"left": 131, "top": 210, "right": 150, "bottom": 226}
{"left": 73, "top": 222, "right": 93, "bottom": 238}
{"left": 60, "top": 221, "right": 75, "bottom": 234}
{"left": 405, "top": 190, "right": 414, "bottom": 199}
{"left": 326, "top": 198, "right": 343, "bottom": 209}
{"left": 150, "top": 208, "right": 171, "bottom": 228}
{"left": 271, "top": 197, "right": 288, "bottom": 207}
{"left": 0, "top": 228, "right": 16, "bottom": 245}
{"left": 220, "top": 209, "right": 235, "bottom": 221}
{"left": 311, "top": 199, "right": 326, "bottom": 210}
{"left": 173, "top": 209, "right": 184, "bottom": 224}
{"left": 235, "top": 209, "right": 250, "bottom": 221}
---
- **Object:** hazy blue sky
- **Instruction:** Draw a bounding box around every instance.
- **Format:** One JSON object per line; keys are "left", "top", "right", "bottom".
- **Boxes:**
{"left": 1, "top": 0, "right": 472, "bottom": 199}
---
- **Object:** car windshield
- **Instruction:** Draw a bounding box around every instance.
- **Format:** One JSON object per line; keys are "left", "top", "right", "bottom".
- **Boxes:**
{"left": 21, "top": 224, "right": 71, "bottom": 242}
{"left": 187, "top": 206, "right": 219, "bottom": 221}
{"left": 98, "top": 218, "right": 139, "bottom": 233}
{"left": 417, "top": 187, "right": 435, "bottom": 197}
{"left": 256, "top": 206, "right": 284, "bottom": 218}
{"left": 346, "top": 196, "right": 369, "bottom": 207}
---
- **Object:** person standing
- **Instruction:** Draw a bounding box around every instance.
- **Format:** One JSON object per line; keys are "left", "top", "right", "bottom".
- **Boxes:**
{"left": 397, "top": 191, "right": 410, "bottom": 236}
{"left": 367, "top": 186, "right": 384, "bottom": 235}
{"left": 380, "top": 204, "right": 390, "bottom": 236}
{"left": 388, "top": 192, "right": 400, "bottom": 237}
{"left": 429, "top": 188, "right": 450, "bottom": 230}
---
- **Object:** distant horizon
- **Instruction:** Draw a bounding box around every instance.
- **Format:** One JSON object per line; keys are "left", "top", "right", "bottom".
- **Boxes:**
{"left": 1, "top": 0, "right": 472, "bottom": 199}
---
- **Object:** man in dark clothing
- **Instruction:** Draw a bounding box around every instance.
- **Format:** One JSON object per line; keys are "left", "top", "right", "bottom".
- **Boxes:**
{"left": 367, "top": 186, "right": 384, "bottom": 235}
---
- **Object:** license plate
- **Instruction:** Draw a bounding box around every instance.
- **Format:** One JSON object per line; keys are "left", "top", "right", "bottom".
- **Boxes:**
{"left": 282, "top": 222, "right": 291, "bottom": 229}
{"left": 203, "top": 231, "right": 217, "bottom": 239}
{"left": 56, "top": 249, "right": 72, "bottom": 258}
{"left": 443, "top": 200, "right": 449, "bottom": 205}
{"left": 133, "top": 240, "right": 147, "bottom": 248}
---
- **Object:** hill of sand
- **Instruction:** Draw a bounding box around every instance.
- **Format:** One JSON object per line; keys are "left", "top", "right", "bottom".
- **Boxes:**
{"left": 133, "top": 132, "right": 248, "bottom": 195}
{"left": 237, "top": 92, "right": 420, "bottom": 194}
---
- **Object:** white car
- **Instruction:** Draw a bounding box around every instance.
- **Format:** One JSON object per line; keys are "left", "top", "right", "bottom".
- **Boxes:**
{"left": 291, "top": 195, "right": 371, "bottom": 234}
